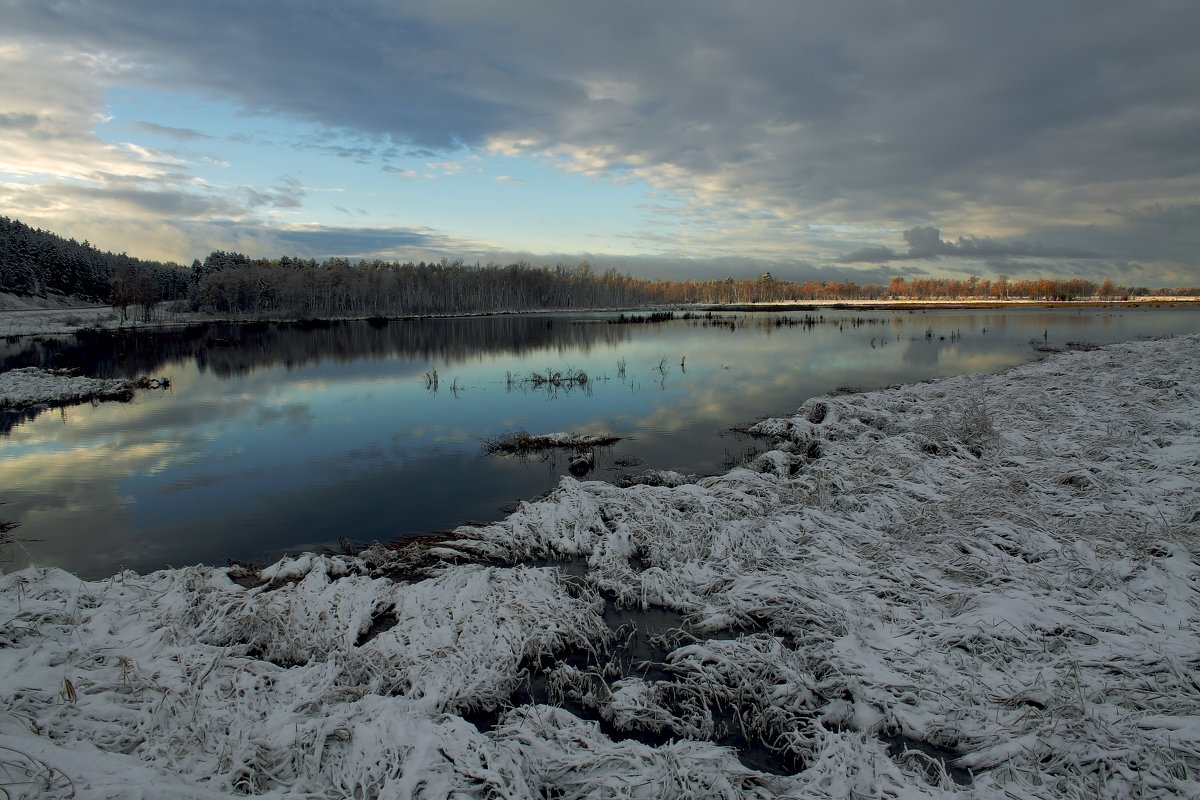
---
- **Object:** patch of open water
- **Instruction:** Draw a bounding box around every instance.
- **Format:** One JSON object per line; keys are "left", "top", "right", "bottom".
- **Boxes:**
{"left": 1, "top": 305, "right": 1197, "bottom": 580}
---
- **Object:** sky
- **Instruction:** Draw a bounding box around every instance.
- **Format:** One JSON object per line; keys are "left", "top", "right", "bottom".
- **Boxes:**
{"left": 1, "top": 1, "right": 1198, "bottom": 287}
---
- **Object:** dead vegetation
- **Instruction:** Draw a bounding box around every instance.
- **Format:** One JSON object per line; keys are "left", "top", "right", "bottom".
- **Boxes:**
{"left": 506, "top": 367, "right": 591, "bottom": 395}
{"left": 481, "top": 430, "right": 621, "bottom": 456}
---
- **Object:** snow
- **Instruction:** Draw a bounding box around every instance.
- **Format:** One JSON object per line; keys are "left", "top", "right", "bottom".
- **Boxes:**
{"left": 0, "top": 367, "right": 154, "bottom": 410}
{"left": 0, "top": 297, "right": 175, "bottom": 410}
{"left": 482, "top": 431, "right": 620, "bottom": 454}
{"left": 0, "top": 299, "right": 121, "bottom": 337}
{"left": 2, "top": 334, "right": 1198, "bottom": 798}
{"left": 0, "top": 292, "right": 208, "bottom": 338}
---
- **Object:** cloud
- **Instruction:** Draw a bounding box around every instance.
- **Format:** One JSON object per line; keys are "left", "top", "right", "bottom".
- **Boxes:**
{"left": 1120, "top": 202, "right": 1200, "bottom": 226}
{"left": 242, "top": 176, "right": 306, "bottom": 210}
{"left": 0, "top": 111, "right": 44, "bottom": 132}
{"left": 381, "top": 165, "right": 432, "bottom": 179}
{"left": 838, "top": 245, "right": 899, "bottom": 264}
{"left": 841, "top": 225, "right": 1103, "bottom": 264}
{"left": 1, "top": 2, "right": 1198, "bottom": 284}
{"left": 132, "top": 121, "right": 212, "bottom": 141}
{"left": 0, "top": 44, "right": 159, "bottom": 182}
{"left": 269, "top": 224, "right": 482, "bottom": 260}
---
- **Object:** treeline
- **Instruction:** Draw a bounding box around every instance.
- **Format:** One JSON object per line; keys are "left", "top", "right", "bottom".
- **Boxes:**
{"left": 618, "top": 273, "right": 1198, "bottom": 305}
{"left": 190, "top": 260, "right": 1199, "bottom": 318}
{"left": 2, "top": 217, "right": 1197, "bottom": 322}
{"left": 185, "top": 258, "right": 915, "bottom": 315}
{"left": 189, "top": 251, "right": 660, "bottom": 317}
{"left": 883, "top": 275, "right": 1199, "bottom": 302}
{"left": 0, "top": 216, "right": 189, "bottom": 315}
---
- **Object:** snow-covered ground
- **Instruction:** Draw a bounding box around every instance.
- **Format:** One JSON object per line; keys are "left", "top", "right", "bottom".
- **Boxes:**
{"left": 0, "top": 292, "right": 176, "bottom": 411}
{"left": 0, "top": 292, "right": 124, "bottom": 338}
{"left": 1, "top": 334, "right": 1196, "bottom": 798}
{"left": 0, "top": 367, "right": 166, "bottom": 411}
{"left": 0, "top": 292, "right": 207, "bottom": 338}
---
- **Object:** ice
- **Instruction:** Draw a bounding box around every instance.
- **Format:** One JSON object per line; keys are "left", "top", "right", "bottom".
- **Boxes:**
{"left": 1, "top": 333, "right": 1198, "bottom": 798}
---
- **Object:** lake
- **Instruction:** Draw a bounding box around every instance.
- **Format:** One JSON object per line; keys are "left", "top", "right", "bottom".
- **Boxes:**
{"left": 2, "top": 304, "right": 1198, "bottom": 579}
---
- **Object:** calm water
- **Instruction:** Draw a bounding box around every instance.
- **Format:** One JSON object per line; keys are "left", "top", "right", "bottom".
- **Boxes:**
{"left": 2, "top": 305, "right": 1197, "bottom": 579}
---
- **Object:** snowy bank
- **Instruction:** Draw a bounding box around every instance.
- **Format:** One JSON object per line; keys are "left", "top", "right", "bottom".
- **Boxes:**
{"left": 0, "top": 367, "right": 168, "bottom": 411}
{"left": 0, "top": 300, "right": 119, "bottom": 337}
{"left": 1, "top": 335, "right": 1197, "bottom": 798}
{"left": 0, "top": 292, "right": 204, "bottom": 337}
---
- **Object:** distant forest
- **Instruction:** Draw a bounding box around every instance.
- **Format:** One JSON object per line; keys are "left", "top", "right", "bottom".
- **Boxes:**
{"left": 0, "top": 216, "right": 190, "bottom": 311}
{"left": 1, "top": 216, "right": 1196, "bottom": 322}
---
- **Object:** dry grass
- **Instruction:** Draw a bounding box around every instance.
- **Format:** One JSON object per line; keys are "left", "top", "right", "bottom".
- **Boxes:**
{"left": 482, "top": 430, "right": 620, "bottom": 456}
{"left": 506, "top": 368, "right": 591, "bottom": 394}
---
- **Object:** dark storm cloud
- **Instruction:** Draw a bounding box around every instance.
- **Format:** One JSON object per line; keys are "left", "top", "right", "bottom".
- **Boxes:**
{"left": 4, "top": 1, "right": 1199, "bottom": 282}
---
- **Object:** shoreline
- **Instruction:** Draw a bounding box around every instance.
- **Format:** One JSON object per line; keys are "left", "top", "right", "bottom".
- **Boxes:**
{"left": 1, "top": 333, "right": 1196, "bottom": 797}
{"left": 2, "top": 290, "right": 1196, "bottom": 341}
{"left": 0, "top": 367, "right": 170, "bottom": 413}
{"left": 704, "top": 297, "right": 1200, "bottom": 311}
{"left": 4, "top": 295, "right": 1195, "bottom": 417}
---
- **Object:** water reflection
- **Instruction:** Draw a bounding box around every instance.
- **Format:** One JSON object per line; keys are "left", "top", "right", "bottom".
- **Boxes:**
{"left": 2, "top": 306, "right": 1197, "bottom": 579}
{"left": 0, "top": 316, "right": 636, "bottom": 382}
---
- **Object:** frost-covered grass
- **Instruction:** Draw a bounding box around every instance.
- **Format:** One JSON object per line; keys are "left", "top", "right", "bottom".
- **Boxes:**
{"left": 452, "top": 333, "right": 1200, "bottom": 798}
{"left": 482, "top": 429, "right": 621, "bottom": 455}
{"left": 0, "top": 334, "right": 1197, "bottom": 798}
{"left": 0, "top": 295, "right": 114, "bottom": 337}
{"left": 0, "top": 292, "right": 207, "bottom": 337}
{"left": 0, "top": 367, "right": 167, "bottom": 411}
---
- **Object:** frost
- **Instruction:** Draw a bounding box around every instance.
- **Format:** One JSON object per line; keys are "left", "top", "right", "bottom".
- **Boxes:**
{"left": 481, "top": 429, "right": 620, "bottom": 455}
{"left": 0, "top": 366, "right": 166, "bottom": 411}
{"left": 457, "top": 332, "right": 1200, "bottom": 798}
{"left": 1, "top": 334, "right": 1198, "bottom": 798}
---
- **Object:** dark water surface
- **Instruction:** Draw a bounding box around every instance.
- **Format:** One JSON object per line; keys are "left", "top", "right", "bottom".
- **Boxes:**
{"left": 2, "top": 305, "right": 1197, "bottom": 579}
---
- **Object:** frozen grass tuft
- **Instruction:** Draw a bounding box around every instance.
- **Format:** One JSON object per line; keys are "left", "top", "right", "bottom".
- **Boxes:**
{"left": 482, "top": 429, "right": 620, "bottom": 455}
